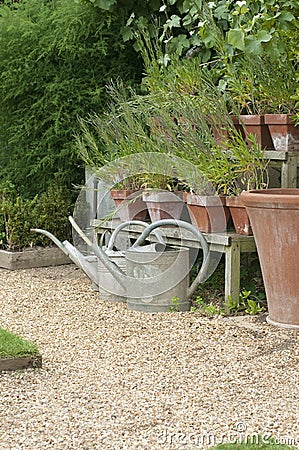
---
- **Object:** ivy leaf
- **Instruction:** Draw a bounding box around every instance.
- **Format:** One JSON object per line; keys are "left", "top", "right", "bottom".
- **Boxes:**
{"left": 278, "top": 11, "right": 295, "bottom": 22}
{"left": 122, "top": 26, "right": 133, "bottom": 42}
{"left": 227, "top": 28, "right": 245, "bottom": 51}
{"left": 167, "top": 34, "right": 190, "bottom": 55}
{"left": 166, "top": 15, "right": 181, "bottom": 28}
{"left": 256, "top": 29, "right": 272, "bottom": 43}
{"left": 182, "top": 0, "right": 202, "bottom": 12}
{"left": 94, "top": 0, "right": 116, "bottom": 10}
{"left": 244, "top": 36, "right": 263, "bottom": 54}
{"left": 213, "top": 3, "right": 228, "bottom": 20}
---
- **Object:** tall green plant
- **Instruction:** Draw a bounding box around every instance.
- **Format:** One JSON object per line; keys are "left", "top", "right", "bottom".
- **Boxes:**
{"left": 78, "top": 55, "right": 268, "bottom": 196}
{"left": 0, "top": 0, "right": 142, "bottom": 196}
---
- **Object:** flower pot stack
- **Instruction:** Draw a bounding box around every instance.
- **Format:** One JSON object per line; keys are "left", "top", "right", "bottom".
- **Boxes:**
{"left": 226, "top": 113, "right": 299, "bottom": 236}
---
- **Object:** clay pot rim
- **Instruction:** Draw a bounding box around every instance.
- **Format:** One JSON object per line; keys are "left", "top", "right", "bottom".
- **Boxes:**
{"left": 241, "top": 189, "right": 299, "bottom": 209}
{"left": 264, "top": 113, "right": 296, "bottom": 125}
{"left": 142, "top": 191, "right": 183, "bottom": 202}
{"left": 110, "top": 189, "right": 144, "bottom": 199}
{"left": 225, "top": 195, "right": 245, "bottom": 208}
{"left": 184, "top": 193, "right": 226, "bottom": 207}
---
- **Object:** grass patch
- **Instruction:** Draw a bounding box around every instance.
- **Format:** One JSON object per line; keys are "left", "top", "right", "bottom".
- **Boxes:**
{"left": 0, "top": 327, "right": 39, "bottom": 358}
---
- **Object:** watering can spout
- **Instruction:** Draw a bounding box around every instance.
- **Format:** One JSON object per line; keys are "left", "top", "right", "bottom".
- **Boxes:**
{"left": 30, "top": 228, "right": 69, "bottom": 255}
{"left": 30, "top": 228, "right": 99, "bottom": 286}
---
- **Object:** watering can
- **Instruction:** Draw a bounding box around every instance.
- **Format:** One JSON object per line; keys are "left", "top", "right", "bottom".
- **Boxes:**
{"left": 68, "top": 217, "right": 210, "bottom": 312}
{"left": 32, "top": 217, "right": 209, "bottom": 312}
{"left": 31, "top": 219, "right": 165, "bottom": 302}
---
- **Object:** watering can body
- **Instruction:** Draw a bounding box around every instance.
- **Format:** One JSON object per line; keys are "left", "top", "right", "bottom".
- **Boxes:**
{"left": 122, "top": 219, "right": 210, "bottom": 312}
{"left": 97, "top": 220, "right": 166, "bottom": 303}
{"left": 125, "top": 245, "right": 191, "bottom": 312}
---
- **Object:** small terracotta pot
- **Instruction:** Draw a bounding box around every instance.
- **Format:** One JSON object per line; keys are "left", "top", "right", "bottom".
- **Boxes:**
{"left": 143, "top": 191, "right": 184, "bottom": 222}
{"left": 110, "top": 189, "right": 148, "bottom": 222}
{"left": 264, "top": 114, "right": 299, "bottom": 152}
{"left": 184, "top": 193, "right": 229, "bottom": 233}
{"left": 226, "top": 196, "right": 253, "bottom": 235}
{"left": 241, "top": 188, "right": 299, "bottom": 329}
{"left": 232, "top": 115, "right": 273, "bottom": 149}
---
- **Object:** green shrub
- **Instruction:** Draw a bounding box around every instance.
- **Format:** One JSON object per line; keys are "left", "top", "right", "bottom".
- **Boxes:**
{"left": 0, "top": 0, "right": 142, "bottom": 197}
{"left": 0, "top": 182, "right": 72, "bottom": 250}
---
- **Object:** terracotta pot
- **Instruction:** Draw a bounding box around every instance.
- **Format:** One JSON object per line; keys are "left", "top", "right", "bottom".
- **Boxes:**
{"left": 226, "top": 196, "right": 253, "bottom": 235}
{"left": 241, "top": 188, "right": 299, "bottom": 329}
{"left": 110, "top": 189, "right": 148, "bottom": 222}
{"left": 232, "top": 115, "right": 273, "bottom": 149}
{"left": 143, "top": 191, "right": 184, "bottom": 222}
{"left": 264, "top": 114, "right": 299, "bottom": 152}
{"left": 184, "top": 193, "right": 229, "bottom": 233}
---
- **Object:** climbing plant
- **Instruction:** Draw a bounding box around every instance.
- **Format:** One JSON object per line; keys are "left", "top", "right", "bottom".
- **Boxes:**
{"left": 80, "top": 0, "right": 299, "bottom": 63}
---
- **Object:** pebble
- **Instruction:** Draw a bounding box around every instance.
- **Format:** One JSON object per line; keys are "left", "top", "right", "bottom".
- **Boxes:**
{"left": 0, "top": 265, "right": 298, "bottom": 450}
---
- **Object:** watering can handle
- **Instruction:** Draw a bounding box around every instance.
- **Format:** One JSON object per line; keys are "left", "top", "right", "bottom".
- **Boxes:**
{"left": 106, "top": 220, "right": 165, "bottom": 251}
{"left": 132, "top": 219, "right": 210, "bottom": 299}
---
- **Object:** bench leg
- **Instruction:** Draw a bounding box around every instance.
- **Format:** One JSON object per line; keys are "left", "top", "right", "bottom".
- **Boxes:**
{"left": 225, "top": 242, "right": 241, "bottom": 304}
{"left": 281, "top": 156, "right": 298, "bottom": 188}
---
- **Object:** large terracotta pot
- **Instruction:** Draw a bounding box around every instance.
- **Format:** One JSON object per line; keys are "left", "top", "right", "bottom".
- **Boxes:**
{"left": 241, "top": 188, "right": 299, "bottom": 329}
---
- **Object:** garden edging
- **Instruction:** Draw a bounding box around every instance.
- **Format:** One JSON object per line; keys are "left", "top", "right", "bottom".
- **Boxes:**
{"left": 0, "top": 247, "right": 71, "bottom": 270}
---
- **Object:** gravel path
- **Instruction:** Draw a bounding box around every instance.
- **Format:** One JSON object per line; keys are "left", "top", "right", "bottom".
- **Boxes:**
{"left": 0, "top": 264, "right": 298, "bottom": 450}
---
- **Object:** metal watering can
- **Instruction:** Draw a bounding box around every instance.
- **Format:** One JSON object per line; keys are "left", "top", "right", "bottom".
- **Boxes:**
{"left": 31, "top": 219, "right": 164, "bottom": 300}
{"left": 32, "top": 217, "right": 210, "bottom": 312}
{"left": 97, "top": 220, "right": 165, "bottom": 303}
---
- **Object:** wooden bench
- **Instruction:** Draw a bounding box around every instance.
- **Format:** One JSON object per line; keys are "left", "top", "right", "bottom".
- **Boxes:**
{"left": 92, "top": 220, "right": 256, "bottom": 304}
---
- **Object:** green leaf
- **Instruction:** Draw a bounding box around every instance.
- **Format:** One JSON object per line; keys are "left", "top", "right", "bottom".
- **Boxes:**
{"left": 244, "top": 36, "right": 263, "bottom": 54}
{"left": 167, "top": 34, "right": 190, "bottom": 55}
{"left": 227, "top": 28, "right": 245, "bottom": 51}
{"left": 122, "top": 26, "right": 133, "bottom": 42}
{"left": 256, "top": 29, "right": 272, "bottom": 43}
{"left": 166, "top": 14, "right": 181, "bottom": 28}
{"left": 279, "top": 11, "right": 295, "bottom": 22}
{"left": 94, "top": 0, "right": 116, "bottom": 10}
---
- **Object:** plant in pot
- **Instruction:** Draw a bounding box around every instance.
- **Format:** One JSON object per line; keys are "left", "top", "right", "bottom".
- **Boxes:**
{"left": 223, "top": 132, "right": 269, "bottom": 235}
{"left": 223, "top": 53, "right": 298, "bottom": 152}
{"left": 77, "top": 81, "right": 189, "bottom": 223}
{"left": 142, "top": 62, "right": 269, "bottom": 234}
{"left": 139, "top": 170, "right": 186, "bottom": 222}
{"left": 181, "top": 129, "right": 269, "bottom": 236}
{"left": 108, "top": 176, "right": 148, "bottom": 223}
{"left": 194, "top": 1, "right": 299, "bottom": 153}
{"left": 77, "top": 86, "right": 152, "bottom": 222}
